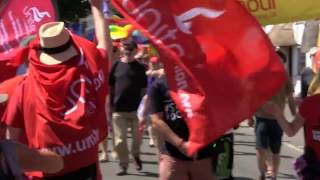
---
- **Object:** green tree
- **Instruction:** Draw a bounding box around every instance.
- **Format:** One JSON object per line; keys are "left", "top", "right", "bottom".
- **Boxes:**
{"left": 110, "top": 4, "right": 122, "bottom": 17}
{"left": 53, "top": 0, "right": 123, "bottom": 23}
{"left": 53, "top": 0, "right": 91, "bottom": 22}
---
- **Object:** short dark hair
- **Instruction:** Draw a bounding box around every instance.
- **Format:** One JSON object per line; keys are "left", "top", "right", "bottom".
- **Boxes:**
{"left": 276, "top": 50, "right": 287, "bottom": 63}
{"left": 121, "top": 38, "right": 137, "bottom": 50}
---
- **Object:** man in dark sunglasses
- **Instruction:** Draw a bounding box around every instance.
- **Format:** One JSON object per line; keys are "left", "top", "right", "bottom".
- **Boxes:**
{"left": 120, "top": 39, "right": 138, "bottom": 56}
{"left": 108, "top": 38, "right": 147, "bottom": 176}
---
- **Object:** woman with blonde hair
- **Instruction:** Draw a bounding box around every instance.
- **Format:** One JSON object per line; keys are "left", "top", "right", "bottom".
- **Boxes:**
{"left": 264, "top": 83, "right": 320, "bottom": 179}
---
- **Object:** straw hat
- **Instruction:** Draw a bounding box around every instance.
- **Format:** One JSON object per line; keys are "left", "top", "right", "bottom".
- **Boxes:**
{"left": 39, "top": 22, "right": 78, "bottom": 65}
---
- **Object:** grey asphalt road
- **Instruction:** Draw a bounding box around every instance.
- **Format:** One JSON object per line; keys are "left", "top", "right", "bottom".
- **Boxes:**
{"left": 232, "top": 123, "right": 302, "bottom": 180}
{"left": 100, "top": 135, "right": 159, "bottom": 180}
{"left": 100, "top": 121, "right": 303, "bottom": 180}
{"left": 101, "top": 105, "right": 304, "bottom": 180}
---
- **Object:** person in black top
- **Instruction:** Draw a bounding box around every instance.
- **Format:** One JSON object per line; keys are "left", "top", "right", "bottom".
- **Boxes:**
{"left": 300, "top": 47, "right": 318, "bottom": 99}
{"left": 109, "top": 39, "right": 147, "bottom": 175}
{"left": 149, "top": 75, "right": 216, "bottom": 180}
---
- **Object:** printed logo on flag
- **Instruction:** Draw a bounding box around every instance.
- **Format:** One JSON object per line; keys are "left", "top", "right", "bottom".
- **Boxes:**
{"left": 24, "top": 6, "right": 51, "bottom": 23}
{"left": 21, "top": 6, "right": 52, "bottom": 36}
{"left": 0, "top": 0, "right": 56, "bottom": 61}
{"left": 175, "top": 7, "right": 224, "bottom": 34}
{"left": 64, "top": 49, "right": 105, "bottom": 119}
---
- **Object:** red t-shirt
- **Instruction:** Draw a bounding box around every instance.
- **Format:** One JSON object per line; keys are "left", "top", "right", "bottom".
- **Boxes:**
{"left": 0, "top": 61, "right": 18, "bottom": 83}
{"left": 299, "top": 94, "right": 320, "bottom": 160}
{"left": 0, "top": 75, "right": 25, "bottom": 139}
{"left": 3, "top": 47, "right": 108, "bottom": 177}
{"left": 0, "top": 75, "right": 25, "bottom": 116}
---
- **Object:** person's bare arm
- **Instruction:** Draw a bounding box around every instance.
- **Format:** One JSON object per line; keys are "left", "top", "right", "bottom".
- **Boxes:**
{"left": 264, "top": 102, "right": 304, "bottom": 137}
{"left": 90, "top": 0, "right": 112, "bottom": 58}
{"left": 151, "top": 113, "right": 189, "bottom": 155}
{"left": 276, "top": 112, "right": 304, "bottom": 137}
{"left": 247, "top": 117, "right": 254, "bottom": 127}
{"left": 287, "top": 92, "right": 297, "bottom": 116}
{"left": 15, "top": 143, "right": 63, "bottom": 173}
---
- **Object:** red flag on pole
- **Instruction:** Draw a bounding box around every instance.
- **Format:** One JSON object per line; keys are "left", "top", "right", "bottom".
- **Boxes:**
{"left": 0, "top": 0, "right": 56, "bottom": 61}
{"left": 112, "top": 0, "right": 287, "bottom": 155}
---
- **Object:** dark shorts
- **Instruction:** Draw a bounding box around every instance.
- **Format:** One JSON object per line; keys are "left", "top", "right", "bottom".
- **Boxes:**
{"left": 255, "top": 117, "right": 283, "bottom": 154}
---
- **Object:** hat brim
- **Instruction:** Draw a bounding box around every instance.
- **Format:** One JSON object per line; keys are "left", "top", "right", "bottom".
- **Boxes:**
{"left": 39, "top": 45, "right": 78, "bottom": 65}
{"left": 0, "top": 94, "right": 8, "bottom": 104}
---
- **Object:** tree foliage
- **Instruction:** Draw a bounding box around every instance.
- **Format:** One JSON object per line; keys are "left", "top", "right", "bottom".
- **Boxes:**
{"left": 54, "top": 0, "right": 91, "bottom": 22}
{"left": 54, "top": 0, "right": 122, "bottom": 23}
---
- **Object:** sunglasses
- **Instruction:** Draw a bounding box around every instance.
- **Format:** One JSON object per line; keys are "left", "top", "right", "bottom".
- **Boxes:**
{"left": 122, "top": 46, "right": 135, "bottom": 52}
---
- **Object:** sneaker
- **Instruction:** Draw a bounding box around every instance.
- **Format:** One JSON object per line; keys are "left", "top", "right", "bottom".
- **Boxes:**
{"left": 133, "top": 157, "right": 143, "bottom": 171}
{"left": 110, "top": 150, "right": 118, "bottom": 160}
{"left": 99, "top": 152, "right": 109, "bottom": 162}
{"left": 266, "top": 171, "right": 276, "bottom": 180}
{"left": 259, "top": 173, "right": 265, "bottom": 180}
{"left": 149, "top": 141, "right": 155, "bottom": 148}
{"left": 116, "top": 167, "right": 127, "bottom": 176}
{"left": 266, "top": 176, "right": 276, "bottom": 180}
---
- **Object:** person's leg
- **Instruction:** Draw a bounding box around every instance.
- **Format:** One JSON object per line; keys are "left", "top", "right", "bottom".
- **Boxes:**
{"left": 98, "top": 138, "right": 108, "bottom": 161}
{"left": 227, "top": 133, "right": 234, "bottom": 179}
{"left": 268, "top": 120, "right": 283, "bottom": 178}
{"left": 257, "top": 148, "right": 269, "bottom": 179}
{"left": 154, "top": 130, "right": 165, "bottom": 156}
{"left": 189, "top": 157, "right": 216, "bottom": 180}
{"left": 265, "top": 150, "right": 273, "bottom": 175}
{"left": 109, "top": 124, "right": 118, "bottom": 160}
{"left": 112, "top": 112, "right": 129, "bottom": 175}
{"left": 129, "top": 111, "right": 143, "bottom": 170}
{"left": 159, "top": 154, "right": 189, "bottom": 180}
{"left": 108, "top": 107, "right": 118, "bottom": 160}
{"left": 269, "top": 154, "right": 280, "bottom": 179}
{"left": 99, "top": 113, "right": 109, "bottom": 162}
{"left": 255, "top": 117, "right": 269, "bottom": 179}
{"left": 99, "top": 100, "right": 112, "bottom": 162}
{"left": 146, "top": 118, "right": 155, "bottom": 147}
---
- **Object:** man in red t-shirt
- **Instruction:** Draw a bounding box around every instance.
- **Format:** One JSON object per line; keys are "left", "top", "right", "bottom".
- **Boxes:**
{"left": 2, "top": 0, "right": 112, "bottom": 179}
{"left": 265, "top": 93, "right": 320, "bottom": 178}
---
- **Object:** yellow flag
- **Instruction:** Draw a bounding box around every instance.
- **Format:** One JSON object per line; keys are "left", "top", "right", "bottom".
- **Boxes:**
{"left": 239, "top": 0, "right": 320, "bottom": 25}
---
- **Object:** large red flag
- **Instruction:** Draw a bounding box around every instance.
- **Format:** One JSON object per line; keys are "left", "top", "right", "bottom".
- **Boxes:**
{"left": 112, "top": 0, "right": 287, "bottom": 155}
{"left": 0, "top": 0, "right": 56, "bottom": 61}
